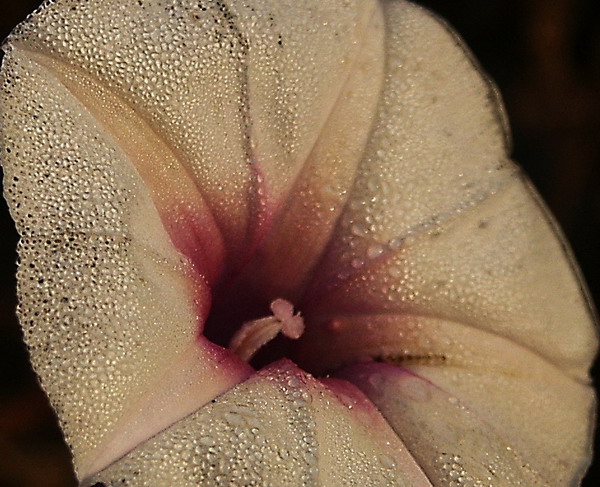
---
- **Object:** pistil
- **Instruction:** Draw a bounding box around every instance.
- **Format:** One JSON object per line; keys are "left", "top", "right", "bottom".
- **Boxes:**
{"left": 229, "top": 298, "right": 305, "bottom": 362}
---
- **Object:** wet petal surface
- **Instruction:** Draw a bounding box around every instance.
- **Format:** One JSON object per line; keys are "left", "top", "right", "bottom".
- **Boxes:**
{"left": 0, "top": 0, "right": 596, "bottom": 485}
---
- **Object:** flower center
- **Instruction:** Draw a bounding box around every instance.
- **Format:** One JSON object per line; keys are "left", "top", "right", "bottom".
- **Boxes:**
{"left": 228, "top": 298, "right": 305, "bottom": 362}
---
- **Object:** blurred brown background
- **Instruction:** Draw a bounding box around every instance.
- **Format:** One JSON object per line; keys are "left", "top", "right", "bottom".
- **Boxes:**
{"left": 0, "top": 0, "right": 598, "bottom": 485}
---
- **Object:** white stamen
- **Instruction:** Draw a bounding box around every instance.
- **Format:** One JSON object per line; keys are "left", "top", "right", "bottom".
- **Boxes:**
{"left": 229, "top": 298, "right": 305, "bottom": 362}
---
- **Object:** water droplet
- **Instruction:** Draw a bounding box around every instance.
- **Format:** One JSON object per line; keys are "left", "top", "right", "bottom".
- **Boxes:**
{"left": 199, "top": 436, "right": 216, "bottom": 447}
{"left": 378, "top": 454, "right": 397, "bottom": 470}
{"left": 388, "top": 236, "right": 404, "bottom": 250}
{"left": 367, "top": 243, "right": 384, "bottom": 259}
{"left": 388, "top": 265, "right": 402, "bottom": 278}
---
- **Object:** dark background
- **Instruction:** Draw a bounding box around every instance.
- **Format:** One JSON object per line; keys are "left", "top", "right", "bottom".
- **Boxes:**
{"left": 0, "top": 0, "right": 598, "bottom": 485}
